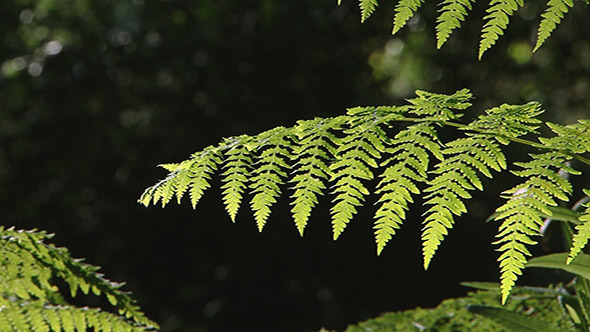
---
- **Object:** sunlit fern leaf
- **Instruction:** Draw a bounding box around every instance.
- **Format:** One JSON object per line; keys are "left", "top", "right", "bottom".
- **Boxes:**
{"left": 539, "top": 120, "right": 590, "bottom": 154}
{"left": 534, "top": 0, "right": 574, "bottom": 52}
{"left": 494, "top": 151, "right": 575, "bottom": 304}
{"left": 249, "top": 127, "right": 293, "bottom": 231}
{"left": 374, "top": 123, "right": 443, "bottom": 255}
{"left": 422, "top": 135, "right": 506, "bottom": 269}
{"left": 479, "top": 0, "right": 524, "bottom": 59}
{"left": 392, "top": 0, "right": 424, "bottom": 34}
{"left": 408, "top": 89, "right": 472, "bottom": 121}
{"left": 359, "top": 0, "right": 379, "bottom": 22}
{"left": 568, "top": 189, "right": 590, "bottom": 264}
{"left": 435, "top": 0, "right": 475, "bottom": 49}
{"left": 221, "top": 135, "right": 254, "bottom": 222}
{"left": 466, "top": 102, "right": 543, "bottom": 144}
{"left": 290, "top": 116, "right": 347, "bottom": 235}
{"left": 329, "top": 114, "right": 389, "bottom": 240}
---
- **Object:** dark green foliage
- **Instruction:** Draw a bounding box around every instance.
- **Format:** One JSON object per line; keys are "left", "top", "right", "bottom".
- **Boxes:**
{"left": 0, "top": 227, "right": 158, "bottom": 331}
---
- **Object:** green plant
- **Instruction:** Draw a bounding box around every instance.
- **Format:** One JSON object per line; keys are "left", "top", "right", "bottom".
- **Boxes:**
{"left": 343, "top": 0, "right": 588, "bottom": 58}
{"left": 0, "top": 227, "right": 158, "bottom": 331}
{"left": 140, "top": 88, "right": 590, "bottom": 305}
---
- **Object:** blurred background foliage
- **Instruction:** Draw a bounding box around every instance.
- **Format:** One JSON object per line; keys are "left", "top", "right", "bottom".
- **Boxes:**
{"left": 1, "top": 0, "right": 589, "bottom": 331}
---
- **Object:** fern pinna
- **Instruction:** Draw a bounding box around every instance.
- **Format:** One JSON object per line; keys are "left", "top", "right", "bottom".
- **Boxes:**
{"left": 341, "top": 0, "right": 588, "bottom": 58}
{"left": 141, "top": 89, "right": 590, "bottom": 303}
{"left": 0, "top": 227, "right": 158, "bottom": 331}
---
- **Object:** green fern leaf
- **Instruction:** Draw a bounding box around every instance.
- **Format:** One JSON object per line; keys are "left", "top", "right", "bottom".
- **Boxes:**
{"left": 494, "top": 151, "right": 576, "bottom": 303}
{"left": 220, "top": 136, "right": 254, "bottom": 222}
{"left": 435, "top": 0, "right": 475, "bottom": 48}
{"left": 568, "top": 189, "right": 590, "bottom": 264}
{"left": 408, "top": 89, "right": 472, "bottom": 121}
{"left": 539, "top": 120, "right": 590, "bottom": 154}
{"left": 330, "top": 114, "right": 390, "bottom": 240}
{"left": 359, "top": 0, "right": 379, "bottom": 22}
{"left": 422, "top": 135, "right": 506, "bottom": 269}
{"left": 479, "top": 0, "right": 524, "bottom": 59}
{"left": 249, "top": 127, "right": 293, "bottom": 231}
{"left": 374, "top": 123, "right": 443, "bottom": 255}
{"left": 466, "top": 102, "right": 543, "bottom": 143}
{"left": 290, "top": 117, "right": 347, "bottom": 235}
{"left": 392, "top": 0, "right": 424, "bottom": 34}
{"left": 534, "top": 0, "right": 574, "bottom": 52}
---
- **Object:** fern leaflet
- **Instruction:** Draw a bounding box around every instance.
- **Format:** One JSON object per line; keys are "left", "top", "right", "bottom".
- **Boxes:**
{"left": 435, "top": 0, "right": 475, "bottom": 49}
{"left": 534, "top": 0, "right": 574, "bottom": 52}
{"left": 392, "top": 0, "right": 424, "bottom": 34}
{"left": 374, "top": 122, "right": 443, "bottom": 254}
{"left": 479, "top": 0, "right": 524, "bottom": 59}
{"left": 359, "top": 0, "right": 379, "bottom": 22}
{"left": 221, "top": 136, "right": 254, "bottom": 222}
{"left": 290, "top": 117, "right": 347, "bottom": 235}
{"left": 249, "top": 127, "right": 293, "bottom": 231}
{"left": 494, "top": 151, "right": 577, "bottom": 303}
{"left": 568, "top": 189, "right": 590, "bottom": 264}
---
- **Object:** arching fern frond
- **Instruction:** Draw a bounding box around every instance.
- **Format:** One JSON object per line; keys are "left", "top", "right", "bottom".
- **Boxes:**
{"left": 392, "top": 0, "right": 425, "bottom": 34}
{"left": 534, "top": 0, "right": 574, "bottom": 52}
{"left": 479, "top": 0, "right": 524, "bottom": 59}
{"left": 493, "top": 151, "right": 577, "bottom": 304}
{"left": 435, "top": 0, "right": 475, "bottom": 49}
{"left": 0, "top": 227, "right": 158, "bottom": 331}
{"left": 142, "top": 88, "right": 590, "bottom": 303}
{"left": 359, "top": 0, "right": 379, "bottom": 22}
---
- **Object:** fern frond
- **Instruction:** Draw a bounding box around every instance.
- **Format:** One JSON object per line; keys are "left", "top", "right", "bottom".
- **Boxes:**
{"left": 493, "top": 151, "right": 576, "bottom": 304}
{"left": 221, "top": 136, "right": 254, "bottom": 222}
{"left": 392, "top": 0, "right": 424, "bottom": 34}
{"left": 539, "top": 120, "right": 590, "bottom": 154}
{"left": 290, "top": 116, "right": 347, "bottom": 235}
{"left": 329, "top": 114, "right": 390, "bottom": 240}
{"left": 374, "top": 122, "right": 443, "bottom": 255}
{"left": 479, "top": 0, "right": 524, "bottom": 59}
{"left": 359, "top": 0, "right": 379, "bottom": 22}
{"left": 534, "top": 0, "right": 574, "bottom": 52}
{"left": 0, "top": 227, "right": 158, "bottom": 330}
{"left": 249, "top": 127, "right": 293, "bottom": 231}
{"left": 422, "top": 135, "right": 506, "bottom": 269}
{"left": 435, "top": 0, "right": 475, "bottom": 49}
{"left": 568, "top": 190, "right": 590, "bottom": 264}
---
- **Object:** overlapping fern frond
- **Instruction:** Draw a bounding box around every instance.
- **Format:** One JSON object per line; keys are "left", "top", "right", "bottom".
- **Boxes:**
{"left": 0, "top": 227, "right": 158, "bottom": 331}
{"left": 142, "top": 88, "right": 590, "bottom": 303}
{"left": 341, "top": 0, "right": 581, "bottom": 57}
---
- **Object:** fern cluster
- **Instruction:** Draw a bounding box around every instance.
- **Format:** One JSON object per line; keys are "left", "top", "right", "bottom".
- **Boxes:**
{"left": 0, "top": 227, "right": 158, "bottom": 331}
{"left": 141, "top": 89, "right": 590, "bottom": 303}
{"left": 340, "top": 0, "right": 588, "bottom": 58}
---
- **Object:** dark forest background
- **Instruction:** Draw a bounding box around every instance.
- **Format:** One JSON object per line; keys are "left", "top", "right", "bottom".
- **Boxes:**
{"left": 1, "top": 0, "right": 590, "bottom": 331}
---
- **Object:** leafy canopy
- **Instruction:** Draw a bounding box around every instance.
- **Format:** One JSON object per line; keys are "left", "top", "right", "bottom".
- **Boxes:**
{"left": 141, "top": 89, "right": 590, "bottom": 304}
{"left": 340, "top": 0, "right": 588, "bottom": 59}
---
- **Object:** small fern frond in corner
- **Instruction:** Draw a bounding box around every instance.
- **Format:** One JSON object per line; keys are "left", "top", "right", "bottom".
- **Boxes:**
{"left": 534, "top": 0, "right": 574, "bottom": 52}
{"left": 249, "top": 127, "right": 293, "bottom": 231}
{"left": 329, "top": 113, "right": 390, "bottom": 240}
{"left": 568, "top": 189, "right": 590, "bottom": 264}
{"left": 494, "top": 151, "right": 576, "bottom": 304}
{"left": 392, "top": 0, "right": 424, "bottom": 34}
{"left": 290, "top": 116, "right": 347, "bottom": 235}
{"left": 435, "top": 0, "right": 475, "bottom": 49}
{"left": 479, "top": 0, "right": 524, "bottom": 59}
{"left": 422, "top": 135, "right": 506, "bottom": 269}
{"left": 359, "top": 0, "right": 379, "bottom": 22}
{"left": 374, "top": 122, "right": 443, "bottom": 255}
{"left": 221, "top": 135, "right": 254, "bottom": 222}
